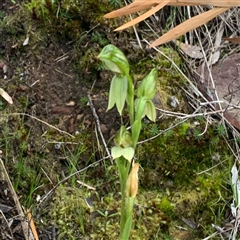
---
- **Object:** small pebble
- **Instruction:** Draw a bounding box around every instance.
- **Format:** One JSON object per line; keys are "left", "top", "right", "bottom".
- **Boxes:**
{"left": 100, "top": 124, "right": 108, "bottom": 134}
{"left": 66, "top": 101, "right": 75, "bottom": 106}
{"left": 169, "top": 96, "right": 179, "bottom": 108}
{"left": 3, "top": 65, "right": 8, "bottom": 74}
{"left": 54, "top": 143, "right": 62, "bottom": 150}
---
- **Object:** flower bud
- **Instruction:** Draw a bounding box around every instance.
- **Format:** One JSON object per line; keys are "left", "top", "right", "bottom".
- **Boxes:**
{"left": 114, "top": 126, "right": 133, "bottom": 148}
{"left": 111, "top": 126, "right": 134, "bottom": 162}
{"left": 98, "top": 44, "right": 130, "bottom": 76}
{"left": 126, "top": 163, "right": 140, "bottom": 198}
{"left": 137, "top": 68, "right": 157, "bottom": 100}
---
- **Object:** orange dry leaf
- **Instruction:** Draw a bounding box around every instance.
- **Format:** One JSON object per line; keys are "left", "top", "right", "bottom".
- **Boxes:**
{"left": 114, "top": 0, "right": 170, "bottom": 31}
{"left": 104, "top": 0, "right": 193, "bottom": 19}
{"left": 150, "top": 7, "right": 228, "bottom": 47}
{"left": 104, "top": 0, "right": 234, "bottom": 47}
{"left": 178, "top": 0, "right": 240, "bottom": 7}
{"left": 126, "top": 163, "right": 140, "bottom": 198}
{"left": 27, "top": 209, "right": 39, "bottom": 240}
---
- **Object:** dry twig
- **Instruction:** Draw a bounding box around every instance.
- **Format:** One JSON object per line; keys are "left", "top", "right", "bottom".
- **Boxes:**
{"left": 87, "top": 93, "right": 113, "bottom": 164}
{"left": 0, "top": 159, "right": 34, "bottom": 240}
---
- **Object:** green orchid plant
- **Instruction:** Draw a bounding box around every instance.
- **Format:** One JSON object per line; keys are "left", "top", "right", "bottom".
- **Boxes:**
{"left": 98, "top": 44, "right": 158, "bottom": 240}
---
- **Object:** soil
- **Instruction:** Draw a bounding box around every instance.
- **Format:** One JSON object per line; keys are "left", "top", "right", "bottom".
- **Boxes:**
{"left": 0, "top": 1, "right": 121, "bottom": 239}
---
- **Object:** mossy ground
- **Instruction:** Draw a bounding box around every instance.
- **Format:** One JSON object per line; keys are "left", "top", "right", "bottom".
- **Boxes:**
{"left": 0, "top": 0, "right": 235, "bottom": 239}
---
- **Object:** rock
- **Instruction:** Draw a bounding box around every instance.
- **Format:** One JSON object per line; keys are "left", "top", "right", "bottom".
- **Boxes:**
{"left": 50, "top": 106, "right": 71, "bottom": 115}
{"left": 68, "top": 117, "right": 75, "bottom": 133}
{"left": 77, "top": 113, "right": 84, "bottom": 121}
{"left": 66, "top": 101, "right": 75, "bottom": 106}
{"left": 100, "top": 124, "right": 108, "bottom": 134}
{"left": 169, "top": 96, "right": 179, "bottom": 109}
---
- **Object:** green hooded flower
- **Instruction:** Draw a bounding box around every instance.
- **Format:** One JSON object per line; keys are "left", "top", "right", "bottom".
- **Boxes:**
{"left": 98, "top": 44, "right": 130, "bottom": 76}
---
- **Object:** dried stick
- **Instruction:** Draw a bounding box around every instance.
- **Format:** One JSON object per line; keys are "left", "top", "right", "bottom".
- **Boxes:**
{"left": 38, "top": 156, "right": 109, "bottom": 205}
{"left": 2, "top": 113, "right": 74, "bottom": 138}
{"left": 0, "top": 209, "right": 13, "bottom": 239}
{"left": 0, "top": 159, "right": 34, "bottom": 240}
{"left": 124, "top": 0, "right": 142, "bottom": 49}
{"left": 87, "top": 93, "right": 113, "bottom": 164}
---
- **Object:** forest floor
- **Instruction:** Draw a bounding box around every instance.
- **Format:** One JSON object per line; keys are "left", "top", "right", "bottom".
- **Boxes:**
{"left": 0, "top": 1, "right": 236, "bottom": 239}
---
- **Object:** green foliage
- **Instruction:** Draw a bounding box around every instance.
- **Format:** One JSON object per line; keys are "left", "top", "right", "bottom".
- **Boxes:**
{"left": 177, "top": 122, "right": 189, "bottom": 136}
{"left": 159, "top": 197, "right": 175, "bottom": 217}
{"left": 137, "top": 116, "right": 232, "bottom": 237}
{"left": 0, "top": 123, "right": 44, "bottom": 207}
{"left": 164, "top": 129, "right": 174, "bottom": 138}
{"left": 193, "top": 128, "right": 204, "bottom": 140}
{"left": 24, "top": 0, "right": 110, "bottom": 40}
{"left": 24, "top": 0, "right": 48, "bottom": 20}
{"left": 210, "top": 136, "right": 219, "bottom": 146}
{"left": 149, "top": 124, "right": 159, "bottom": 136}
{"left": 80, "top": 96, "right": 88, "bottom": 106}
{"left": 108, "top": 0, "right": 121, "bottom": 8}
{"left": 137, "top": 69, "right": 157, "bottom": 100}
{"left": 0, "top": 10, "right": 4, "bottom": 19}
{"left": 209, "top": 123, "right": 227, "bottom": 146}
{"left": 196, "top": 173, "right": 223, "bottom": 196}
{"left": 216, "top": 123, "right": 226, "bottom": 137}
{"left": 0, "top": 99, "right": 5, "bottom": 111}
{"left": 98, "top": 44, "right": 158, "bottom": 239}
{"left": 51, "top": 186, "right": 87, "bottom": 238}
{"left": 91, "top": 33, "right": 109, "bottom": 46}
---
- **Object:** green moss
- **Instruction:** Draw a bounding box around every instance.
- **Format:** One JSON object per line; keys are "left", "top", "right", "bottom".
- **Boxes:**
{"left": 79, "top": 48, "right": 99, "bottom": 75}
{"left": 50, "top": 186, "right": 88, "bottom": 238}
{"left": 177, "top": 122, "right": 190, "bottom": 136}
{"left": 23, "top": 0, "right": 114, "bottom": 41}
{"left": 159, "top": 197, "right": 175, "bottom": 217}
{"left": 137, "top": 117, "right": 232, "bottom": 238}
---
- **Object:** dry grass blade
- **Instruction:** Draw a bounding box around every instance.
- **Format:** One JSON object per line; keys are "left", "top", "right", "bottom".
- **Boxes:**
{"left": 104, "top": 2, "right": 155, "bottom": 18}
{"left": 136, "top": 0, "right": 240, "bottom": 6}
{"left": 178, "top": 0, "right": 240, "bottom": 7}
{"left": 0, "top": 88, "right": 13, "bottom": 104}
{"left": 104, "top": 1, "right": 240, "bottom": 47}
{"left": 150, "top": 7, "right": 229, "bottom": 47}
{"left": 104, "top": 0, "right": 200, "bottom": 18}
{"left": 114, "top": 1, "right": 170, "bottom": 31}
